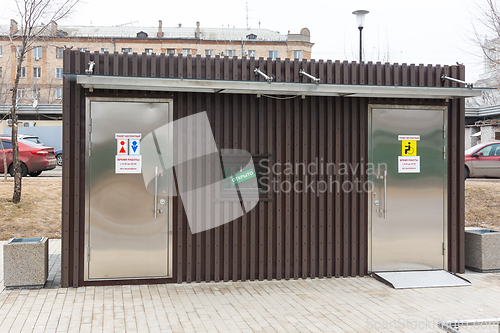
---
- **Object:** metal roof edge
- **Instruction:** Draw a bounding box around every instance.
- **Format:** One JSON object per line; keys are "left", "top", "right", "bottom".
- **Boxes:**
{"left": 74, "top": 75, "right": 483, "bottom": 99}
{"left": 465, "top": 104, "right": 500, "bottom": 117}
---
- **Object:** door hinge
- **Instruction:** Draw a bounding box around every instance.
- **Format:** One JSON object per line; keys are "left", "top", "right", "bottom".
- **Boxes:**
{"left": 89, "top": 118, "right": 92, "bottom": 133}
{"left": 443, "top": 125, "right": 446, "bottom": 139}
{"left": 442, "top": 242, "right": 445, "bottom": 255}
{"left": 88, "top": 142, "right": 92, "bottom": 157}
{"left": 443, "top": 146, "right": 446, "bottom": 160}
{"left": 87, "top": 247, "right": 91, "bottom": 262}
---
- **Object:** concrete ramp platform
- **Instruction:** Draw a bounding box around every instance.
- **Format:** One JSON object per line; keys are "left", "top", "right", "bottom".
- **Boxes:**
{"left": 373, "top": 270, "right": 471, "bottom": 289}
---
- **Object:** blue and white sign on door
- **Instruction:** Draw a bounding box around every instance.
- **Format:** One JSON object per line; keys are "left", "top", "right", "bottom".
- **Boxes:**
{"left": 129, "top": 139, "right": 140, "bottom": 155}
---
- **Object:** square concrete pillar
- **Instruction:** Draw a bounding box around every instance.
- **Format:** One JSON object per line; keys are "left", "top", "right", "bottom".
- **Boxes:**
{"left": 3, "top": 237, "right": 48, "bottom": 288}
{"left": 465, "top": 228, "right": 500, "bottom": 272}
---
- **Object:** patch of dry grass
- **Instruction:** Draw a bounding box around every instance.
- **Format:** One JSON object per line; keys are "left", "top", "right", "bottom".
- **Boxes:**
{"left": 465, "top": 181, "right": 500, "bottom": 231}
{"left": 0, "top": 177, "right": 61, "bottom": 241}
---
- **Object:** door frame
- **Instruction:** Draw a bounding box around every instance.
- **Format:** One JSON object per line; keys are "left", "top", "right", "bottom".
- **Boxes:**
{"left": 84, "top": 97, "right": 174, "bottom": 281}
{"left": 367, "top": 104, "right": 448, "bottom": 273}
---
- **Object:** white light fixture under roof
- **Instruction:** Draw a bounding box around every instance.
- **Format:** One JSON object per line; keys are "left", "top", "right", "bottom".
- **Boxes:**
{"left": 352, "top": 10, "right": 369, "bottom": 28}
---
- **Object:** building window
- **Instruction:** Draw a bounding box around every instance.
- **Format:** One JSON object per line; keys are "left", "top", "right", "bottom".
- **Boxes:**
{"left": 55, "top": 68, "right": 63, "bottom": 79}
{"left": 182, "top": 49, "right": 191, "bottom": 56}
{"left": 17, "top": 88, "right": 26, "bottom": 100}
{"left": 496, "top": 132, "right": 500, "bottom": 141}
{"left": 293, "top": 50, "right": 302, "bottom": 59}
{"left": 33, "top": 67, "right": 42, "bottom": 78}
{"left": 33, "top": 87, "right": 41, "bottom": 100}
{"left": 56, "top": 47, "right": 64, "bottom": 58}
{"left": 205, "top": 49, "right": 213, "bottom": 56}
{"left": 16, "top": 46, "right": 23, "bottom": 59}
{"left": 225, "top": 50, "right": 236, "bottom": 57}
{"left": 0, "top": 46, "right": 2, "bottom": 57}
{"left": 166, "top": 49, "right": 175, "bottom": 54}
{"left": 20, "top": 67, "right": 26, "bottom": 78}
{"left": 269, "top": 50, "right": 278, "bottom": 59}
{"left": 248, "top": 50, "right": 256, "bottom": 58}
{"left": 122, "top": 48, "right": 132, "bottom": 53}
{"left": 33, "top": 46, "right": 42, "bottom": 60}
{"left": 101, "top": 48, "right": 109, "bottom": 52}
{"left": 77, "top": 48, "right": 87, "bottom": 52}
{"left": 145, "top": 48, "right": 153, "bottom": 54}
{"left": 55, "top": 88, "right": 62, "bottom": 99}
{"left": 0, "top": 67, "right": 2, "bottom": 78}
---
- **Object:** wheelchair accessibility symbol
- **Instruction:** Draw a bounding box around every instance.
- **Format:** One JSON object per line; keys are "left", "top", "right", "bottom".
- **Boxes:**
{"left": 402, "top": 140, "right": 417, "bottom": 156}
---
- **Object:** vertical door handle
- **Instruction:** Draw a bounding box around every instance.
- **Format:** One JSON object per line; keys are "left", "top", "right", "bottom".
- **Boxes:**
{"left": 383, "top": 169, "right": 387, "bottom": 219}
{"left": 154, "top": 166, "right": 158, "bottom": 219}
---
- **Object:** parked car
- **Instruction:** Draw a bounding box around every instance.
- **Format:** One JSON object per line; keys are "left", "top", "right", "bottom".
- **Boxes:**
{"left": 0, "top": 137, "right": 57, "bottom": 177}
{"left": 465, "top": 142, "right": 500, "bottom": 179}
{"left": 1, "top": 134, "right": 45, "bottom": 145}
{"left": 55, "top": 149, "right": 63, "bottom": 166}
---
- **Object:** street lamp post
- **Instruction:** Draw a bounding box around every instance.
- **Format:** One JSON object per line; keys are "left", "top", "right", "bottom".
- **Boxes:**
{"left": 352, "top": 10, "right": 369, "bottom": 62}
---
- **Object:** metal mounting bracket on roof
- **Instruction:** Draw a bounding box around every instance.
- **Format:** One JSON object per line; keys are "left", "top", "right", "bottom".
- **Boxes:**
{"left": 299, "top": 69, "right": 320, "bottom": 84}
{"left": 441, "top": 74, "right": 473, "bottom": 88}
{"left": 85, "top": 61, "right": 95, "bottom": 75}
{"left": 254, "top": 68, "right": 273, "bottom": 82}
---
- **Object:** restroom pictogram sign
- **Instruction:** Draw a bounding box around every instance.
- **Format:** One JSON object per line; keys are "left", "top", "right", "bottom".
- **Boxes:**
{"left": 117, "top": 140, "right": 128, "bottom": 155}
{"left": 115, "top": 133, "right": 142, "bottom": 173}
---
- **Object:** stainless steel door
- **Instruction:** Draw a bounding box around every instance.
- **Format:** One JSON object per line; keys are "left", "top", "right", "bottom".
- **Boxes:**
{"left": 86, "top": 98, "right": 173, "bottom": 280}
{"left": 370, "top": 106, "right": 446, "bottom": 272}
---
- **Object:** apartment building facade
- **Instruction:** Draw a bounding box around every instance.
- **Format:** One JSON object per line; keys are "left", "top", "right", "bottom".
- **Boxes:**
{"left": 0, "top": 19, "right": 313, "bottom": 106}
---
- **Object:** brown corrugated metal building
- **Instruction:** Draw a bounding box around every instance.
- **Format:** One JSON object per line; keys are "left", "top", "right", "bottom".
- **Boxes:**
{"left": 61, "top": 50, "right": 480, "bottom": 287}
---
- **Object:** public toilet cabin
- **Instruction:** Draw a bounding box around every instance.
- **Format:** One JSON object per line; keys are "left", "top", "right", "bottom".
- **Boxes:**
{"left": 61, "top": 50, "right": 481, "bottom": 287}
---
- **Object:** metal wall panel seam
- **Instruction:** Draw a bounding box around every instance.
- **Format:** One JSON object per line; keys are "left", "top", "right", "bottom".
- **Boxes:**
{"left": 61, "top": 49, "right": 72, "bottom": 288}
{"left": 334, "top": 98, "right": 342, "bottom": 278}
{"left": 196, "top": 93, "right": 203, "bottom": 283}
{"left": 277, "top": 96, "right": 284, "bottom": 279}
{"left": 318, "top": 96, "right": 326, "bottom": 278}
{"left": 301, "top": 96, "right": 309, "bottom": 278}
{"left": 342, "top": 98, "right": 350, "bottom": 277}
{"left": 73, "top": 81, "right": 81, "bottom": 285}
{"left": 176, "top": 94, "right": 184, "bottom": 283}
{"left": 132, "top": 53, "right": 137, "bottom": 76}
{"left": 310, "top": 95, "right": 317, "bottom": 278}
{"left": 293, "top": 96, "right": 301, "bottom": 279}
{"left": 214, "top": 93, "right": 221, "bottom": 281}
{"left": 266, "top": 96, "right": 274, "bottom": 280}
{"left": 233, "top": 94, "right": 240, "bottom": 281}
{"left": 326, "top": 96, "right": 334, "bottom": 278}
{"left": 351, "top": 98, "right": 359, "bottom": 277}
{"left": 258, "top": 93, "right": 266, "bottom": 280}
{"left": 151, "top": 54, "right": 156, "bottom": 78}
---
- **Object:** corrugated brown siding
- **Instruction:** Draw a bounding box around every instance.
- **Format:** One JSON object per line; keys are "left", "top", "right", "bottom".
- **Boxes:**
{"left": 62, "top": 50, "right": 466, "bottom": 287}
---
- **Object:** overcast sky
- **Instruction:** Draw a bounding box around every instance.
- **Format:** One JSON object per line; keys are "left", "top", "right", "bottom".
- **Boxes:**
{"left": 2, "top": 0, "right": 491, "bottom": 82}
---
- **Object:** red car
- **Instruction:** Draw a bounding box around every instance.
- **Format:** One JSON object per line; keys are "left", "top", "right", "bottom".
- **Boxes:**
{"left": 0, "top": 137, "right": 57, "bottom": 177}
{"left": 465, "top": 142, "right": 500, "bottom": 179}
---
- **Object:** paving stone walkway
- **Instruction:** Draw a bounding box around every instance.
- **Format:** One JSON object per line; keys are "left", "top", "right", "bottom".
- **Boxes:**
{"left": 1, "top": 239, "right": 500, "bottom": 332}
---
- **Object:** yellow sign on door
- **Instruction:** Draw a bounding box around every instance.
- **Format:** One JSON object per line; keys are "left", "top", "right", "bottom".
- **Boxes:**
{"left": 402, "top": 140, "right": 417, "bottom": 156}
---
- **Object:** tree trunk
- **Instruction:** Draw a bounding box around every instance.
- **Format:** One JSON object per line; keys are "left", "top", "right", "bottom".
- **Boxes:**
{"left": 11, "top": 40, "right": 26, "bottom": 204}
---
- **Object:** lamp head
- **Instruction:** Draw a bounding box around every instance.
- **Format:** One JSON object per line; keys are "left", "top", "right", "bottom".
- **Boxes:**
{"left": 352, "top": 10, "right": 369, "bottom": 28}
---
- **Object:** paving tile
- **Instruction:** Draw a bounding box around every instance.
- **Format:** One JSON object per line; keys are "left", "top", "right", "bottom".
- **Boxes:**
{"left": 3, "top": 239, "right": 500, "bottom": 332}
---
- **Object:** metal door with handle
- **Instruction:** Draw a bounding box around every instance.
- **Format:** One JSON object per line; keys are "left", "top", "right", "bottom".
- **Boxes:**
{"left": 369, "top": 105, "right": 447, "bottom": 272}
{"left": 85, "top": 98, "right": 173, "bottom": 280}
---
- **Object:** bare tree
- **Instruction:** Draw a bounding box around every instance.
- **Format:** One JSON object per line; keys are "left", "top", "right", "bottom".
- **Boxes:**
{"left": 473, "top": 0, "right": 500, "bottom": 89}
{"left": 8, "top": 0, "right": 79, "bottom": 203}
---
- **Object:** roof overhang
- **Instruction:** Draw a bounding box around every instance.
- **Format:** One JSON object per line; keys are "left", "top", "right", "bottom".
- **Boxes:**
{"left": 74, "top": 75, "right": 483, "bottom": 99}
